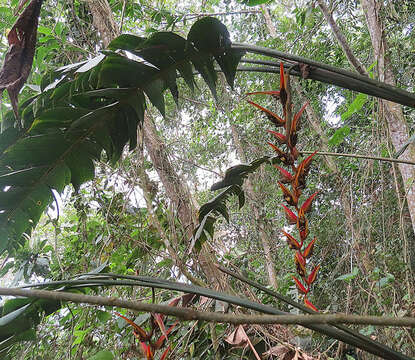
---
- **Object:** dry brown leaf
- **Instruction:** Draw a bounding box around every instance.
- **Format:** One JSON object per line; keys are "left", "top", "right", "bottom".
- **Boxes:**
{"left": 225, "top": 325, "right": 248, "bottom": 347}
{"left": 0, "top": 0, "right": 43, "bottom": 125}
{"left": 225, "top": 325, "right": 261, "bottom": 360}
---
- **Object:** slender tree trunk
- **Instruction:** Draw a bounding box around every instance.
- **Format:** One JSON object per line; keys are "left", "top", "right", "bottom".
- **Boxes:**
{"left": 86, "top": 0, "right": 119, "bottom": 47}
{"left": 360, "top": 0, "right": 415, "bottom": 278}
{"left": 86, "top": 0, "right": 229, "bottom": 292}
{"left": 314, "top": 0, "right": 415, "bottom": 278}
{"left": 316, "top": 0, "right": 367, "bottom": 76}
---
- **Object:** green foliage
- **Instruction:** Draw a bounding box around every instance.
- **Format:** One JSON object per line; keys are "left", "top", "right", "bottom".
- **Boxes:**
{"left": 0, "top": 17, "right": 244, "bottom": 256}
{"left": 192, "top": 156, "right": 276, "bottom": 250}
{"left": 328, "top": 125, "right": 350, "bottom": 146}
{"left": 87, "top": 350, "right": 114, "bottom": 360}
{"left": 341, "top": 93, "right": 368, "bottom": 122}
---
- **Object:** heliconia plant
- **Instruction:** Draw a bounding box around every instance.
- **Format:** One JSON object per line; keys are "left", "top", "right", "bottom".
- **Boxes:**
{"left": 247, "top": 63, "right": 320, "bottom": 312}
{"left": 114, "top": 296, "right": 184, "bottom": 359}
{"left": 115, "top": 311, "right": 176, "bottom": 360}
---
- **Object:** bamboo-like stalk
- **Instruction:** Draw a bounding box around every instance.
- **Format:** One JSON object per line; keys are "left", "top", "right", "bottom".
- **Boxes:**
{"left": 0, "top": 285, "right": 412, "bottom": 360}
{"left": 230, "top": 44, "right": 415, "bottom": 108}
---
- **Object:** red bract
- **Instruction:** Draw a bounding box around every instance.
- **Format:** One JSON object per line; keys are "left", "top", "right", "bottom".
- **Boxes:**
{"left": 153, "top": 321, "right": 178, "bottom": 349}
{"left": 294, "top": 251, "right": 306, "bottom": 277}
{"left": 160, "top": 346, "right": 171, "bottom": 360}
{"left": 268, "top": 142, "right": 292, "bottom": 165}
{"left": 302, "top": 237, "right": 316, "bottom": 259}
{"left": 140, "top": 342, "right": 154, "bottom": 360}
{"left": 279, "top": 63, "right": 287, "bottom": 108}
{"left": 274, "top": 165, "right": 294, "bottom": 183}
{"left": 281, "top": 204, "right": 297, "bottom": 224}
{"left": 281, "top": 230, "right": 301, "bottom": 250}
{"left": 292, "top": 275, "right": 309, "bottom": 294}
{"left": 267, "top": 130, "right": 286, "bottom": 144}
{"left": 301, "top": 151, "right": 317, "bottom": 174}
{"left": 301, "top": 192, "right": 318, "bottom": 214}
{"left": 304, "top": 297, "right": 318, "bottom": 312}
{"left": 115, "top": 312, "right": 149, "bottom": 341}
{"left": 306, "top": 264, "right": 320, "bottom": 286}
{"left": 278, "top": 181, "right": 298, "bottom": 206}
{"left": 291, "top": 101, "right": 309, "bottom": 134}
{"left": 247, "top": 100, "right": 285, "bottom": 127}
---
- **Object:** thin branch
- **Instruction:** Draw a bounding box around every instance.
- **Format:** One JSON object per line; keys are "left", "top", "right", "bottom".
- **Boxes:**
{"left": 300, "top": 150, "right": 415, "bottom": 166}
{"left": 1, "top": 287, "right": 415, "bottom": 327}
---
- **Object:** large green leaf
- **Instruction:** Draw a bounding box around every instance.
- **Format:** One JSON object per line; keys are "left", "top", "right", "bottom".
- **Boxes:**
{"left": 0, "top": 17, "right": 244, "bottom": 255}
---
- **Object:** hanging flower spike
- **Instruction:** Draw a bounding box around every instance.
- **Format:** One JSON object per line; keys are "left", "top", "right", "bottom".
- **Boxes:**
{"left": 301, "top": 191, "right": 318, "bottom": 214}
{"left": 306, "top": 264, "right": 321, "bottom": 286}
{"left": 281, "top": 229, "right": 301, "bottom": 250}
{"left": 274, "top": 165, "right": 294, "bottom": 183}
{"left": 302, "top": 237, "right": 316, "bottom": 258}
{"left": 267, "top": 130, "right": 287, "bottom": 144}
{"left": 304, "top": 296, "right": 318, "bottom": 312}
{"left": 292, "top": 275, "right": 309, "bottom": 294}
{"left": 294, "top": 251, "right": 306, "bottom": 277}
{"left": 281, "top": 203, "right": 297, "bottom": 224}
{"left": 247, "top": 100, "right": 285, "bottom": 127}
{"left": 278, "top": 181, "right": 298, "bottom": 206}
{"left": 115, "top": 312, "right": 149, "bottom": 341}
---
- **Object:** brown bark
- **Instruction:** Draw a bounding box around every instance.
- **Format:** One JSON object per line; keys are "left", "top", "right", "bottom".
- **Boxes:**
{"left": 261, "top": 5, "right": 277, "bottom": 38}
{"left": 230, "top": 124, "right": 278, "bottom": 289}
{"left": 85, "top": 0, "right": 119, "bottom": 47}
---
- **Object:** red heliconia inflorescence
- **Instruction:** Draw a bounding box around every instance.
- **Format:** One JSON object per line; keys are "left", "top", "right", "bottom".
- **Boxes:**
{"left": 247, "top": 62, "right": 320, "bottom": 311}
{"left": 114, "top": 298, "right": 181, "bottom": 359}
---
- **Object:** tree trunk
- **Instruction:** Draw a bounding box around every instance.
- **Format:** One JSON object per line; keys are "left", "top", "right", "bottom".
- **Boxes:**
{"left": 86, "top": 0, "right": 229, "bottom": 291}
{"left": 85, "top": 0, "right": 119, "bottom": 47}
{"left": 360, "top": 0, "right": 415, "bottom": 278}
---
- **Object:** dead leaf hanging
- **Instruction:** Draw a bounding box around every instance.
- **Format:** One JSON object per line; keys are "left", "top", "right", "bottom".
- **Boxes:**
{"left": 0, "top": 0, "right": 43, "bottom": 126}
